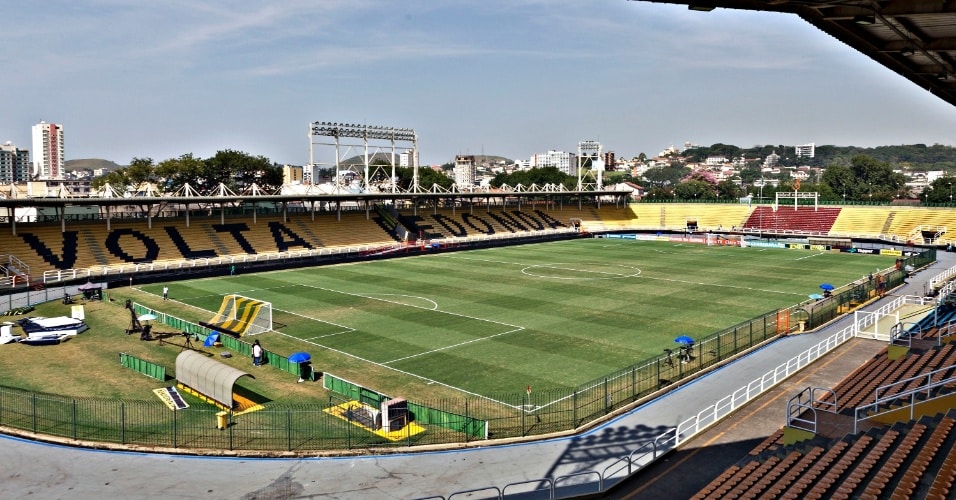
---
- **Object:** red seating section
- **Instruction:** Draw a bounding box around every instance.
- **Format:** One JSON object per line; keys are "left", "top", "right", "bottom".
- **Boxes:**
{"left": 742, "top": 207, "right": 842, "bottom": 234}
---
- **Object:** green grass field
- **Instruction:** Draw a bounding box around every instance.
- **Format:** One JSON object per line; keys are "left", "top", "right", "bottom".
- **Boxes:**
{"left": 141, "top": 239, "right": 898, "bottom": 402}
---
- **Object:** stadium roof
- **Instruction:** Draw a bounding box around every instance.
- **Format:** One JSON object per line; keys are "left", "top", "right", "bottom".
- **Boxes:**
{"left": 633, "top": 1, "right": 956, "bottom": 108}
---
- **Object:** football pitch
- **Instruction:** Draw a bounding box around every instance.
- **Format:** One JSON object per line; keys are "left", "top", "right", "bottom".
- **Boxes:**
{"left": 156, "top": 239, "right": 898, "bottom": 400}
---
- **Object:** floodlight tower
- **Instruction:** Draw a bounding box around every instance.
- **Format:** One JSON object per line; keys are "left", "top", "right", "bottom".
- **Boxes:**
{"left": 309, "top": 121, "right": 418, "bottom": 193}
{"left": 577, "top": 140, "right": 603, "bottom": 191}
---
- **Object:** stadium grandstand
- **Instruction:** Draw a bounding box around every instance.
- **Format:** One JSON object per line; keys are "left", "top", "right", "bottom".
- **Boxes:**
{"left": 3, "top": 187, "right": 956, "bottom": 498}
{"left": 5, "top": 191, "right": 956, "bottom": 288}
{"left": 7, "top": 0, "right": 956, "bottom": 495}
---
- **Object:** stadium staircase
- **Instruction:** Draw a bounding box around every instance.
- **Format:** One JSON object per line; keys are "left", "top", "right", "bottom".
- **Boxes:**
{"left": 0, "top": 254, "right": 30, "bottom": 287}
{"left": 882, "top": 211, "right": 896, "bottom": 235}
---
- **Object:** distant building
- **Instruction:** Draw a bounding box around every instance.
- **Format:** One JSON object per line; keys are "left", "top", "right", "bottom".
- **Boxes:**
{"left": 660, "top": 145, "right": 681, "bottom": 157}
{"left": 282, "top": 165, "right": 303, "bottom": 185}
{"left": 763, "top": 151, "right": 781, "bottom": 169}
{"left": 604, "top": 151, "right": 616, "bottom": 171}
{"left": 32, "top": 121, "right": 65, "bottom": 180}
{"left": 454, "top": 155, "right": 477, "bottom": 188}
{"left": 533, "top": 150, "right": 578, "bottom": 176}
{"left": 399, "top": 149, "right": 418, "bottom": 168}
{"left": 705, "top": 156, "right": 728, "bottom": 166}
{"left": 0, "top": 142, "right": 31, "bottom": 184}
{"left": 795, "top": 143, "right": 815, "bottom": 158}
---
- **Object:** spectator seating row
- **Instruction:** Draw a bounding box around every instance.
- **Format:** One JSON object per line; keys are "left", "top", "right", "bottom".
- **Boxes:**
{"left": 397, "top": 207, "right": 583, "bottom": 240}
{"left": 0, "top": 213, "right": 398, "bottom": 277}
{"left": 692, "top": 341, "right": 956, "bottom": 499}
{"left": 742, "top": 206, "right": 843, "bottom": 234}
{"left": 694, "top": 411, "right": 956, "bottom": 499}
{"left": 6, "top": 203, "right": 956, "bottom": 278}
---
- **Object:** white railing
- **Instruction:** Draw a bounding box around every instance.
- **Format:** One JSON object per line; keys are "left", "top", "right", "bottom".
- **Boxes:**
{"left": 854, "top": 368, "right": 956, "bottom": 433}
{"left": 440, "top": 312, "right": 877, "bottom": 499}
{"left": 854, "top": 294, "right": 933, "bottom": 341}
{"left": 929, "top": 264, "right": 956, "bottom": 291}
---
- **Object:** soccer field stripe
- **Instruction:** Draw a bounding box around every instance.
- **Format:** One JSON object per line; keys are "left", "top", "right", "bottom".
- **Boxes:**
{"left": 268, "top": 327, "right": 523, "bottom": 409}
{"left": 296, "top": 284, "right": 532, "bottom": 363}
{"left": 638, "top": 274, "right": 805, "bottom": 297}
{"left": 382, "top": 326, "right": 525, "bottom": 365}
{"left": 296, "top": 283, "right": 526, "bottom": 331}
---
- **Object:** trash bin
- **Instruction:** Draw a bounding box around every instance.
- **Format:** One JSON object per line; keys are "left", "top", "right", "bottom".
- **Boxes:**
{"left": 216, "top": 411, "right": 228, "bottom": 430}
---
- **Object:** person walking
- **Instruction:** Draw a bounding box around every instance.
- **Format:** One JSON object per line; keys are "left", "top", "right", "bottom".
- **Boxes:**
{"left": 162, "top": 285, "right": 169, "bottom": 300}
{"left": 252, "top": 340, "right": 263, "bottom": 367}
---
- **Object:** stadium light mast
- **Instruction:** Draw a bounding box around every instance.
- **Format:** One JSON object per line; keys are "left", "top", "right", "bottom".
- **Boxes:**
{"left": 309, "top": 121, "right": 418, "bottom": 193}
{"left": 577, "top": 140, "right": 602, "bottom": 193}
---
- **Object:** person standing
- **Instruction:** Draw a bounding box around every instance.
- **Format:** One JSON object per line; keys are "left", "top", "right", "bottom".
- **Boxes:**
{"left": 162, "top": 285, "right": 169, "bottom": 300}
{"left": 252, "top": 340, "right": 263, "bottom": 367}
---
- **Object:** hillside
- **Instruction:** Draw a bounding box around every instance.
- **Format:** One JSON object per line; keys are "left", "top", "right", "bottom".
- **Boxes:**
{"left": 64, "top": 158, "right": 122, "bottom": 172}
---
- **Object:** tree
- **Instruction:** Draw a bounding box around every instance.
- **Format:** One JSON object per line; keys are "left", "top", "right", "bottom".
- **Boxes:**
{"left": 738, "top": 165, "right": 762, "bottom": 185}
{"left": 204, "top": 150, "right": 281, "bottom": 193}
{"left": 155, "top": 154, "right": 207, "bottom": 191}
{"left": 126, "top": 157, "right": 156, "bottom": 188}
{"left": 489, "top": 167, "right": 574, "bottom": 189}
{"left": 642, "top": 164, "right": 689, "bottom": 188}
{"left": 674, "top": 180, "right": 716, "bottom": 200}
{"left": 817, "top": 155, "right": 904, "bottom": 202}
{"left": 602, "top": 171, "right": 626, "bottom": 187}
{"left": 90, "top": 169, "right": 130, "bottom": 193}
{"left": 716, "top": 180, "right": 741, "bottom": 200}
{"left": 924, "top": 176, "right": 956, "bottom": 204}
{"left": 394, "top": 166, "right": 453, "bottom": 191}
{"left": 643, "top": 186, "right": 675, "bottom": 200}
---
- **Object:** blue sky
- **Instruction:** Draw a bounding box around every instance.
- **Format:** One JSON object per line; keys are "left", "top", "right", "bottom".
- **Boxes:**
{"left": 4, "top": 1, "right": 956, "bottom": 167}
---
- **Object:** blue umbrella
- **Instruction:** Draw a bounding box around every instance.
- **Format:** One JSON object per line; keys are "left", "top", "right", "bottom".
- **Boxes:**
{"left": 674, "top": 335, "right": 694, "bottom": 344}
{"left": 820, "top": 283, "right": 834, "bottom": 291}
{"left": 288, "top": 352, "right": 311, "bottom": 363}
{"left": 203, "top": 331, "right": 220, "bottom": 347}
{"left": 809, "top": 293, "right": 824, "bottom": 300}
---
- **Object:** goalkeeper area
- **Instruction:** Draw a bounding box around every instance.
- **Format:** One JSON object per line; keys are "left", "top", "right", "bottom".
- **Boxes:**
{"left": 149, "top": 239, "right": 901, "bottom": 405}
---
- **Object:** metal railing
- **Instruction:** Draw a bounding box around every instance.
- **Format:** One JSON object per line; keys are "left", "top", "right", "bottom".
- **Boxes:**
{"left": 430, "top": 312, "right": 873, "bottom": 499}
{"left": 853, "top": 366, "right": 956, "bottom": 434}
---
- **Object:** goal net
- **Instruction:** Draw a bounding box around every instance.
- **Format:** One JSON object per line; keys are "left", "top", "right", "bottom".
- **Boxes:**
{"left": 209, "top": 294, "right": 272, "bottom": 336}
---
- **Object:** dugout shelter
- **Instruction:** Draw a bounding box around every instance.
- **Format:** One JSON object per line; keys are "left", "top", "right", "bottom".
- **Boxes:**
{"left": 175, "top": 350, "right": 253, "bottom": 409}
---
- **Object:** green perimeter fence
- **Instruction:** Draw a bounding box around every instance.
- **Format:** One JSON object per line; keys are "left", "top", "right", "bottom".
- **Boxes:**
{"left": 0, "top": 249, "right": 935, "bottom": 452}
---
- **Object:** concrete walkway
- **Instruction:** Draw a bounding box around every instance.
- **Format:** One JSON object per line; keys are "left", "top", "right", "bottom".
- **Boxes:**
{"left": 2, "top": 251, "right": 952, "bottom": 500}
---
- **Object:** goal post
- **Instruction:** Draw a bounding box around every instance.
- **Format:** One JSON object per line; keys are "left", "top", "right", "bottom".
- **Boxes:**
{"left": 210, "top": 294, "right": 273, "bottom": 336}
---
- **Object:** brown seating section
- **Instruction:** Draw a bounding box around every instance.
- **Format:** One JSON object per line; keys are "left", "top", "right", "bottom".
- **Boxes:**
{"left": 830, "top": 344, "right": 956, "bottom": 411}
{"left": 693, "top": 341, "right": 956, "bottom": 499}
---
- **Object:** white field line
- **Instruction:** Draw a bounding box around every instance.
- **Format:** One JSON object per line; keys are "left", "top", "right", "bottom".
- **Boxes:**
{"left": 383, "top": 326, "right": 525, "bottom": 364}
{"left": 448, "top": 255, "right": 804, "bottom": 297}
{"left": 226, "top": 282, "right": 531, "bottom": 410}
{"left": 795, "top": 252, "right": 828, "bottom": 261}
